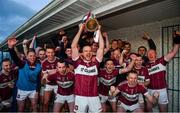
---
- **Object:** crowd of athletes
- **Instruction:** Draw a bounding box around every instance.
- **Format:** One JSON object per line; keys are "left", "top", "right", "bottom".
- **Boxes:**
{"left": 0, "top": 23, "right": 180, "bottom": 113}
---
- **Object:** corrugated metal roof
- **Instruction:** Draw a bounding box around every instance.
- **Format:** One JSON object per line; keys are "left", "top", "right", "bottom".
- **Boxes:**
{"left": 1, "top": 0, "right": 180, "bottom": 51}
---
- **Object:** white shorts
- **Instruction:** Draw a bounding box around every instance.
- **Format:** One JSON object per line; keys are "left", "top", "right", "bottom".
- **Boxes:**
{"left": 74, "top": 95, "right": 102, "bottom": 113}
{"left": 54, "top": 94, "right": 74, "bottom": 104}
{"left": 16, "top": 89, "right": 37, "bottom": 101}
{"left": 138, "top": 93, "right": 144, "bottom": 103}
{"left": 148, "top": 88, "right": 169, "bottom": 104}
{"left": 117, "top": 101, "right": 141, "bottom": 111}
{"left": 40, "top": 86, "right": 45, "bottom": 96}
{"left": 99, "top": 94, "right": 116, "bottom": 103}
{"left": 44, "top": 84, "right": 58, "bottom": 94}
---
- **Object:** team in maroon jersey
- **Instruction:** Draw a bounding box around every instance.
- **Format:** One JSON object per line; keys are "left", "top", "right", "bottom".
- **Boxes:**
{"left": 0, "top": 58, "right": 18, "bottom": 111}
{"left": 44, "top": 59, "right": 75, "bottom": 113}
{"left": 109, "top": 71, "right": 159, "bottom": 112}
{"left": 1, "top": 23, "right": 180, "bottom": 113}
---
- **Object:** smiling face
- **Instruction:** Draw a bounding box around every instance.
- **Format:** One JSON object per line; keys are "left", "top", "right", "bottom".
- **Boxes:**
{"left": 127, "top": 72, "right": 138, "bottom": 87}
{"left": 2, "top": 60, "right": 11, "bottom": 73}
{"left": 46, "top": 48, "right": 55, "bottom": 61}
{"left": 82, "top": 46, "right": 93, "bottom": 61}
{"left": 147, "top": 49, "right": 157, "bottom": 62}
{"left": 113, "top": 49, "right": 121, "bottom": 60}
{"left": 27, "top": 51, "right": 36, "bottom": 64}
{"left": 105, "top": 60, "right": 115, "bottom": 73}
{"left": 57, "top": 62, "right": 67, "bottom": 75}
{"left": 134, "top": 56, "right": 143, "bottom": 68}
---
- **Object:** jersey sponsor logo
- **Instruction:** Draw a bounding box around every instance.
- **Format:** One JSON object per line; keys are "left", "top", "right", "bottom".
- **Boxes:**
{"left": 75, "top": 65, "right": 98, "bottom": 76}
{"left": 99, "top": 77, "right": 116, "bottom": 86}
{"left": 148, "top": 63, "right": 166, "bottom": 75}
{"left": 56, "top": 81, "right": 73, "bottom": 88}
{"left": 121, "top": 92, "right": 139, "bottom": 101}
{"left": 137, "top": 76, "right": 145, "bottom": 83}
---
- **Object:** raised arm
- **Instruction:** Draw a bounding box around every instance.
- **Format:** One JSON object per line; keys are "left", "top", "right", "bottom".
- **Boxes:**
{"left": 143, "top": 32, "right": 156, "bottom": 50}
{"left": 71, "top": 24, "right": 84, "bottom": 60}
{"left": 22, "top": 39, "right": 29, "bottom": 57}
{"left": 103, "top": 32, "right": 110, "bottom": 55}
{"left": 120, "top": 57, "right": 135, "bottom": 74}
{"left": 8, "top": 38, "right": 25, "bottom": 68}
{"left": 164, "top": 44, "right": 180, "bottom": 62}
{"left": 119, "top": 50, "right": 126, "bottom": 66}
{"left": 29, "top": 35, "right": 36, "bottom": 49}
{"left": 164, "top": 32, "right": 180, "bottom": 62}
{"left": 96, "top": 25, "right": 104, "bottom": 62}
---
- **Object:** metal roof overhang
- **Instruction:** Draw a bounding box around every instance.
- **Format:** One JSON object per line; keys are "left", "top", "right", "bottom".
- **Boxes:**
{"left": 0, "top": 0, "right": 149, "bottom": 51}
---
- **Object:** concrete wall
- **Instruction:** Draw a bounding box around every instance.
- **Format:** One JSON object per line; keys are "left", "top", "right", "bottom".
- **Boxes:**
{"left": 108, "top": 17, "right": 180, "bottom": 57}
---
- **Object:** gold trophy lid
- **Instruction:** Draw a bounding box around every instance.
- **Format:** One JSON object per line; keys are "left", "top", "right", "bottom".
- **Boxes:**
{"left": 85, "top": 18, "right": 99, "bottom": 32}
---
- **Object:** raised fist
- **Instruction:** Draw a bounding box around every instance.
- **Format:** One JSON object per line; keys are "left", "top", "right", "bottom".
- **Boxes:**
{"left": 102, "top": 32, "right": 108, "bottom": 38}
{"left": 142, "top": 32, "right": 150, "bottom": 40}
{"left": 8, "top": 37, "right": 17, "bottom": 48}
{"left": 122, "top": 49, "right": 127, "bottom": 55}
{"left": 23, "top": 39, "right": 28, "bottom": 45}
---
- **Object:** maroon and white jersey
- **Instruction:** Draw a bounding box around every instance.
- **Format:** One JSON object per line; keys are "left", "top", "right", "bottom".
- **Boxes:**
{"left": 145, "top": 56, "right": 168, "bottom": 89}
{"left": 133, "top": 67, "right": 150, "bottom": 83}
{"left": 0, "top": 70, "right": 17, "bottom": 100}
{"left": 48, "top": 72, "right": 74, "bottom": 95}
{"left": 41, "top": 57, "right": 59, "bottom": 85}
{"left": 117, "top": 81, "right": 148, "bottom": 105}
{"left": 73, "top": 57, "right": 100, "bottom": 96}
{"left": 98, "top": 69, "right": 120, "bottom": 96}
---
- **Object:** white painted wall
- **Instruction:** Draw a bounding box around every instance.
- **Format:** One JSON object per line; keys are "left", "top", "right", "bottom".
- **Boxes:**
{"left": 108, "top": 17, "right": 180, "bottom": 57}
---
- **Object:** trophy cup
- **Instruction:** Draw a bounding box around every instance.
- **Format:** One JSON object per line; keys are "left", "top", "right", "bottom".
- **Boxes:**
{"left": 82, "top": 12, "right": 99, "bottom": 32}
{"left": 82, "top": 12, "right": 100, "bottom": 43}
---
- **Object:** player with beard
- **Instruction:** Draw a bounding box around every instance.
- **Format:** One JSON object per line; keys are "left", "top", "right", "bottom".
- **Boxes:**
{"left": 0, "top": 58, "right": 17, "bottom": 111}
{"left": 71, "top": 23, "right": 104, "bottom": 113}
